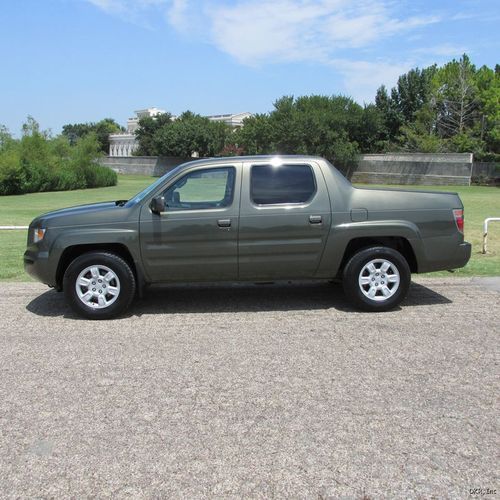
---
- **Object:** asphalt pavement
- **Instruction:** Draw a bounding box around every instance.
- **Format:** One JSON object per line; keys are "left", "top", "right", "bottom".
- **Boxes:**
{"left": 0, "top": 278, "right": 498, "bottom": 498}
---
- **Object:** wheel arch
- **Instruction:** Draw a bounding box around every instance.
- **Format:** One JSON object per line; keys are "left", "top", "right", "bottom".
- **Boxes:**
{"left": 56, "top": 243, "right": 138, "bottom": 291}
{"left": 338, "top": 236, "right": 418, "bottom": 276}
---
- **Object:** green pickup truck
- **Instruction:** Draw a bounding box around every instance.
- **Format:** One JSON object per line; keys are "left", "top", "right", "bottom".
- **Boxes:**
{"left": 24, "top": 156, "right": 471, "bottom": 319}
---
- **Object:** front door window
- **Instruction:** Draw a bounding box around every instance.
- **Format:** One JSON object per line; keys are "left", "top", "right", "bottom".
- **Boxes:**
{"left": 162, "top": 167, "right": 236, "bottom": 211}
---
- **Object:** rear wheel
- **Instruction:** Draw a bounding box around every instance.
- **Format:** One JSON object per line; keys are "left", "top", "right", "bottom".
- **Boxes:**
{"left": 342, "top": 246, "right": 410, "bottom": 311}
{"left": 63, "top": 252, "right": 136, "bottom": 319}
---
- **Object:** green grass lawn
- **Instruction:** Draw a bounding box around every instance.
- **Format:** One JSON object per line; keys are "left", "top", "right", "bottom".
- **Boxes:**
{"left": 0, "top": 175, "right": 498, "bottom": 280}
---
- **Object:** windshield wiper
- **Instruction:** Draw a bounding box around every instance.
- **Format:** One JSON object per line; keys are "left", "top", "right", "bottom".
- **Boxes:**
{"left": 115, "top": 200, "right": 128, "bottom": 206}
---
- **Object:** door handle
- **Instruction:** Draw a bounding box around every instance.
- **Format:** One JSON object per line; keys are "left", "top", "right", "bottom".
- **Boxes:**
{"left": 217, "top": 219, "right": 231, "bottom": 228}
{"left": 309, "top": 215, "right": 322, "bottom": 224}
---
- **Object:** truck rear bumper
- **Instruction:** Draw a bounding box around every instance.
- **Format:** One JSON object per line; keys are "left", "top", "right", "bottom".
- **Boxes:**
{"left": 451, "top": 241, "right": 472, "bottom": 270}
{"left": 419, "top": 241, "right": 471, "bottom": 273}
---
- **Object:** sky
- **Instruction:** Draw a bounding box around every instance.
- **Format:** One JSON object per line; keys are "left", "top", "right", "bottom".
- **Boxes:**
{"left": 1, "top": 0, "right": 499, "bottom": 135}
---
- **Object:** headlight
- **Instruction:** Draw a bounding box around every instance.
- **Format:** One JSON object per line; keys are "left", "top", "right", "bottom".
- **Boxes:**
{"left": 33, "top": 228, "right": 46, "bottom": 243}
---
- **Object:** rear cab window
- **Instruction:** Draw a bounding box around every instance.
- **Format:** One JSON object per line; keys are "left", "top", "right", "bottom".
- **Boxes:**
{"left": 250, "top": 164, "right": 316, "bottom": 205}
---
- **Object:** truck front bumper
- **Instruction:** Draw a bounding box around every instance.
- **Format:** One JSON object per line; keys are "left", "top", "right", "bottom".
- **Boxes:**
{"left": 24, "top": 249, "right": 57, "bottom": 287}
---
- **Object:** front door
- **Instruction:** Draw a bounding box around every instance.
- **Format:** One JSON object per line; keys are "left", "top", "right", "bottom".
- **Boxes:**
{"left": 139, "top": 164, "right": 241, "bottom": 282}
{"left": 238, "top": 160, "right": 332, "bottom": 279}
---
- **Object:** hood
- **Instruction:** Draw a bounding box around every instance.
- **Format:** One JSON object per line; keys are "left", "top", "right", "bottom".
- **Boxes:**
{"left": 30, "top": 201, "right": 134, "bottom": 228}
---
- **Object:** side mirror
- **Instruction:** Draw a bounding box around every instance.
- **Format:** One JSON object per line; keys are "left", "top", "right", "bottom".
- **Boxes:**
{"left": 150, "top": 196, "right": 165, "bottom": 214}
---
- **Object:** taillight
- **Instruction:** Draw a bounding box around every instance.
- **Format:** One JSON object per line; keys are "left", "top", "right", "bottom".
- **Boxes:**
{"left": 453, "top": 209, "right": 464, "bottom": 233}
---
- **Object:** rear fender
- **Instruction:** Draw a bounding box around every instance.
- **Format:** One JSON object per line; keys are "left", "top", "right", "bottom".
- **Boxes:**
{"left": 316, "top": 220, "right": 424, "bottom": 277}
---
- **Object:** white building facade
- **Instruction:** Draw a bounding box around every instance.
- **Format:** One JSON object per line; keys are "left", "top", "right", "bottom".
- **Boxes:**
{"left": 109, "top": 108, "right": 165, "bottom": 157}
{"left": 205, "top": 112, "right": 253, "bottom": 128}
{"left": 109, "top": 108, "right": 253, "bottom": 157}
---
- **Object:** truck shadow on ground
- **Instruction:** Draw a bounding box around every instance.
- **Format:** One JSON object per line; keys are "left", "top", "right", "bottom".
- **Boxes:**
{"left": 26, "top": 281, "right": 452, "bottom": 319}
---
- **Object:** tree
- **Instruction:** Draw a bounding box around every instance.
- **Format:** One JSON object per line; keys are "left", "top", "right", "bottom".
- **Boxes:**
{"left": 375, "top": 66, "right": 437, "bottom": 146}
{"left": 232, "top": 114, "right": 273, "bottom": 154}
{"left": 395, "top": 66, "right": 437, "bottom": 123}
{"left": 232, "top": 95, "right": 362, "bottom": 173}
{"left": 0, "top": 125, "right": 14, "bottom": 151}
{"left": 398, "top": 109, "right": 446, "bottom": 153}
{"left": 134, "top": 112, "right": 174, "bottom": 156}
{"left": 93, "top": 118, "right": 125, "bottom": 153}
{"left": 372, "top": 55, "right": 500, "bottom": 159}
{"left": 475, "top": 64, "right": 500, "bottom": 159}
{"left": 432, "top": 55, "right": 479, "bottom": 137}
{"left": 62, "top": 118, "right": 123, "bottom": 153}
{"left": 356, "top": 104, "right": 385, "bottom": 153}
{"left": 143, "top": 111, "right": 232, "bottom": 158}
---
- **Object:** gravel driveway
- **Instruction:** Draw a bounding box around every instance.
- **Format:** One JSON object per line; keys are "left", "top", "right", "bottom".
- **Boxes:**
{"left": 0, "top": 278, "right": 498, "bottom": 498}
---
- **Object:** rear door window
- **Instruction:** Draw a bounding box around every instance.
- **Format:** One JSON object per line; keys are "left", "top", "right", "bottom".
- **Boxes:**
{"left": 250, "top": 164, "right": 316, "bottom": 205}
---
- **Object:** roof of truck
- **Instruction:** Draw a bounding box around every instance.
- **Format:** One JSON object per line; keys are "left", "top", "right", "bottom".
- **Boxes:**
{"left": 177, "top": 155, "right": 328, "bottom": 167}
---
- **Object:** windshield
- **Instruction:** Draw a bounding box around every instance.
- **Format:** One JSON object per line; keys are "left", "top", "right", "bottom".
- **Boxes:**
{"left": 124, "top": 164, "right": 186, "bottom": 207}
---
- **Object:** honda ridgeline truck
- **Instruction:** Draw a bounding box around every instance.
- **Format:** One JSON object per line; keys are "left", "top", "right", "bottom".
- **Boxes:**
{"left": 24, "top": 156, "right": 471, "bottom": 319}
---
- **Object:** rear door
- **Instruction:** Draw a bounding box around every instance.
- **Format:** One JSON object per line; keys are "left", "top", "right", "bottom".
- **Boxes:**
{"left": 238, "top": 160, "right": 332, "bottom": 279}
{"left": 139, "top": 163, "right": 241, "bottom": 282}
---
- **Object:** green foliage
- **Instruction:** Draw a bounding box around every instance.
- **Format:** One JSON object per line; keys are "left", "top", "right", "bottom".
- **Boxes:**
{"left": 356, "top": 104, "right": 386, "bottom": 153}
{"left": 232, "top": 114, "right": 273, "bottom": 154}
{"left": 0, "top": 118, "right": 116, "bottom": 195}
{"left": 475, "top": 65, "right": 500, "bottom": 159}
{"left": 232, "top": 95, "right": 363, "bottom": 172}
{"left": 398, "top": 105, "right": 446, "bottom": 153}
{"left": 135, "top": 111, "right": 232, "bottom": 158}
{"left": 0, "top": 149, "right": 24, "bottom": 195}
{"left": 375, "top": 67, "right": 437, "bottom": 145}
{"left": 376, "top": 55, "right": 498, "bottom": 160}
{"left": 0, "top": 125, "right": 15, "bottom": 150}
{"left": 134, "top": 112, "right": 174, "bottom": 156}
{"left": 432, "top": 55, "right": 478, "bottom": 137}
{"left": 395, "top": 66, "right": 437, "bottom": 123}
{"left": 62, "top": 118, "right": 124, "bottom": 153}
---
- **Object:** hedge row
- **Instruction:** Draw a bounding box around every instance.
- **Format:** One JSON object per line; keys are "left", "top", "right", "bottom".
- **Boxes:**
{"left": 0, "top": 161, "right": 117, "bottom": 195}
{"left": 0, "top": 129, "right": 117, "bottom": 195}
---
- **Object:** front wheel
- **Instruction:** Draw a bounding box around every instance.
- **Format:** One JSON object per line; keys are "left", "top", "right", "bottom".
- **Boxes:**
{"left": 63, "top": 252, "right": 136, "bottom": 319}
{"left": 342, "top": 246, "right": 411, "bottom": 312}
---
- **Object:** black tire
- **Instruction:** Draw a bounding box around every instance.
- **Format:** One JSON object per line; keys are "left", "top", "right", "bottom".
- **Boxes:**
{"left": 63, "top": 252, "right": 136, "bottom": 320}
{"left": 342, "top": 246, "right": 411, "bottom": 312}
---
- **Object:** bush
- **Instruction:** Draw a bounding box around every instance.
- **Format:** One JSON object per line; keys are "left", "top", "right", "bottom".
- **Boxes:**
{"left": 53, "top": 165, "right": 86, "bottom": 191}
{"left": 83, "top": 163, "right": 117, "bottom": 188}
{"left": 0, "top": 149, "right": 24, "bottom": 195}
{"left": 0, "top": 122, "right": 117, "bottom": 195}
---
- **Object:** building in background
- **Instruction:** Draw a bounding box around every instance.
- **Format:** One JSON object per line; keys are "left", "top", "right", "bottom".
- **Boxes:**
{"left": 109, "top": 108, "right": 166, "bottom": 157}
{"left": 205, "top": 112, "right": 253, "bottom": 128}
{"left": 109, "top": 108, "right": 253, "bottom": 157}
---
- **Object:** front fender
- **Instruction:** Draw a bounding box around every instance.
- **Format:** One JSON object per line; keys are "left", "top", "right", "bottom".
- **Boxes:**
{"left": 51, "top": 227, "right": 139, "bottom": 256}
{"left": 49, "top": 225, "right": 142, "bottom": 284}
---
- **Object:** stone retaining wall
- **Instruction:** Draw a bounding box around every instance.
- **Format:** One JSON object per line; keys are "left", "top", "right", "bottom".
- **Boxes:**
{"left": 100, "top": 153, "right": 498, "bottom": 186}
{"left": 350, "top": 153, "right": 473, "bottom": 185}
{"left": 98, "top": 156, "right": 190, "bottom": 176}
{"left": 472, "top": 161, "right": 500, "bottom": 182}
